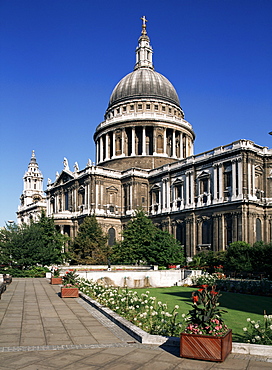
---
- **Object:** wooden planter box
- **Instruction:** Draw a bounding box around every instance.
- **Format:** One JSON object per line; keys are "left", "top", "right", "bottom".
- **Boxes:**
{"left": 61, "top": 287, "right": 79, "bottom": 298}
{"left": 180, "top": 329, "right": 232, "bottom": 362}
{"left": 51, "top": 277, "right": 63, "bottom": 285}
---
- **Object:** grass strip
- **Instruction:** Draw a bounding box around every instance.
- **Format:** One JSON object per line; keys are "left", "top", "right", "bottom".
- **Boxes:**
{"left": 132, "top": 286, "right": 271, "bottom": 341}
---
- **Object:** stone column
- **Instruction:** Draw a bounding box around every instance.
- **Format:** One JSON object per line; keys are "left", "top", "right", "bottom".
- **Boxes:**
{"left": 95, "top": 181, "right": 99, "bottom": 210}
{"left": 248, "top": 160, "right": 252, "bottom": 197}
{"left": 218, "top": 215, "right": 225, "bottom": 251}
{"left": 190, "top": 172, "right": 194, "bottom": 206}
{"left": 237, "top": 158, "right": 243, "bottom": 197}
{"left": 218, "top": 164, "right": 223, "bottom": 201}
{"left": 213, "top": 216, "right": 219, "bottom": 251}
{"left": 252, "top": 164, "right": 256, "bottom": 197}
{"left": 99, "top": 136, "right": 103, "bottom": 163}
{"left": 172, "top": 129, "right": 176, "bottom": 158}
{"left": 96, "top": 140, "right": 99, "bottom": 164}
{"left": 166, "top": 178, "right": 170, "bottom": 210}
{"left": 180, "top": 132, "right": 183, "bottom": 159}
{"left": 164, "top": 129, "right": 167, "bottom": 156}
{"left": 185, "top": 172, "right": 190, "bottom": 207}
{"left": 162, "top": 180, "right": 165, "bottom": 211}
{"left": 213, "top": 165, "right": 218, "bottom": 201}
{"left": 185, "top": 135, "right": 188, "bottom": 157}
{"left": 131, "top": 127, "right": 135, "bottom": 156}
{"left": 232, "top": 160, "right": 237, "bottom": 199}
{"left": 112, "top": 130, "right": 116, "bottom": 158}
{"left": 105, "top": 133, "right": 109, "bottom": 160}
{"left": 142, "top": 127, "right": 146, "bottom": 155}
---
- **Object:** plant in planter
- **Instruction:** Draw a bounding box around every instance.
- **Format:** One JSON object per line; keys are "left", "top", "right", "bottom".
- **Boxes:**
{"left": 180, "top": 284, "right": 232, "bottom": 362}
{"left": 50, "top": 267, "right": 62, "bottom": 285}
{"left": 60, "top": 271, "right": 79, "bottom": 298}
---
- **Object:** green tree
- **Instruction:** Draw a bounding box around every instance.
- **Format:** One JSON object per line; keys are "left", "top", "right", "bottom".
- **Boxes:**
{"left": 0, "top": 213, "right": 67, "bottom": 268}
{"left": 71, "top": 215, "right": 108, "bottom": 264}
{"left": 112, "top": 209, "right": 185, "bottom": 266}
{"left": 225, "top": 241, "right": 252, "bottom": 272}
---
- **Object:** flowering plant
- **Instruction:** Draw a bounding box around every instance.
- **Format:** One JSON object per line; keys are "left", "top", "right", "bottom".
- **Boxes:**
{"left": 51, "top": 266, "right": 61, "bottom": 277}
{"left": 184, "top": 284, "right": 229, "bottom": 336}
{"left": 62, "top": 283, "right": 79, "bottom": 289}
{"left": 62, "top": 270, "right": 79, "bottom": 286}
{"left": 79, "top": 280, "right": 182, "bottom": 336}
{"left": 243, "top": 315, "right": 272, "bottom": 345}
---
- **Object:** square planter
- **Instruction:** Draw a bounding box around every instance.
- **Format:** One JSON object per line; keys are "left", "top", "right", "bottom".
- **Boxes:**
{"left": 51, "top": 277, "right": 63, "bottom": 285}
{"left": 61, "top": 287, "right": 79, "bottom": 298}
{"left": 180, "top": 329, "right": 232, "bottom": 362}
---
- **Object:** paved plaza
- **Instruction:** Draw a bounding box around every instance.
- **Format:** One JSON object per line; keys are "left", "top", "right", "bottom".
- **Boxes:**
{"left": 0, "top": 278, "right": 271, "bottom": 369}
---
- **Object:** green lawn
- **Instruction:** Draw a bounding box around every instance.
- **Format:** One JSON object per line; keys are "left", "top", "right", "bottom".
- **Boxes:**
{"left": 132, "top": 286, "right": 272, "bottom": 341}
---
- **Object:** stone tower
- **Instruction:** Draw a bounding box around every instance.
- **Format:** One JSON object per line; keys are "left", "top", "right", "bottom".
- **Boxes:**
{"left": 17, "top": 151, "right": 46, "bottom": 224}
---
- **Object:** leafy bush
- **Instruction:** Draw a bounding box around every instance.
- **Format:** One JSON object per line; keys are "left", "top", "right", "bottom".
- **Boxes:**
{"left": 78, "top": 279, "right": 183, "bottom": 336}
{"left": 192, "top": 273, "right": 217, "bottom": 286}
{"left": 242, "top": 315, "right": 272, "bottom": 345}
{"left": 216, "top": 278, "right": 272, "bottom": 296}
{"left": 0, "top": 266, "right": 50, "bottom": 277}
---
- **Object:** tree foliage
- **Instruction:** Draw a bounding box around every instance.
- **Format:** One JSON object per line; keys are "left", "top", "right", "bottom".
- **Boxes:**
{"left": 70, "top": 215, "right": 108, "bottom": 264}
{"left": 112, "top": 209, "right": 185, "bottom": 266}
{"left": 0, "top": 212, "right": 67, "bottom": 268}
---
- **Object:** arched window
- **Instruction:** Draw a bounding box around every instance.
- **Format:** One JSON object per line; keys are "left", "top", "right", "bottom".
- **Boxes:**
{"left": 157, "top": 134, "right": 163, "bottom": 153}
{"left": 256, "top": 218, "right": 262, "bottom": 242}
{"left": 108, "top": 228, "right": 116, "bottom": 246}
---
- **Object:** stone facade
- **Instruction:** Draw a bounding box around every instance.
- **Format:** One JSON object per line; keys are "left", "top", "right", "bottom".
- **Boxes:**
{"left": 18, "top": 19, "right": 272, "bottom": 257}
{"left": 17, "top": 151, "right": 47, "bottom": 225}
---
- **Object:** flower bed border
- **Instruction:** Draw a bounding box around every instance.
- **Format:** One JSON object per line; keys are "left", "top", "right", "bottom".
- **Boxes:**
{"left": 78, "top": 290, "right": 272, "bottom": 358}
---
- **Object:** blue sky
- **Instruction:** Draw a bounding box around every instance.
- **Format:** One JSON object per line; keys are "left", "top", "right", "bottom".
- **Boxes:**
{"left": 0, "top": 0, "right": 271, "bottom": 227}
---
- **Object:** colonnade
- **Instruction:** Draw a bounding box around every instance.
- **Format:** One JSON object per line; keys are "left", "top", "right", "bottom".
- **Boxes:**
{"left": 96, "top": 126, "right": 193, "bottom": 164}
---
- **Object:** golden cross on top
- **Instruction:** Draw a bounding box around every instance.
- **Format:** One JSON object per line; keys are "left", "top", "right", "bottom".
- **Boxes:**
{"left": 141, "top": 16, "right": 148, "bottom": 26}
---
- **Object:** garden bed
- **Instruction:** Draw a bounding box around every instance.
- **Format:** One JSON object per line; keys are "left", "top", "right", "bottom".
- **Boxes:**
{"left": 78, "top": 290, "right": 272, "bottom": 358}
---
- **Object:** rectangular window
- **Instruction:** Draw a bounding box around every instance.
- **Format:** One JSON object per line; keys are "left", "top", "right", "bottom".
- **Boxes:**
{"left": 154, "top": 104, "right": 158, "bottom": 110}
{"left": 65, "top": 192, "right": 69, "bottom": 210}
{"left": 162, "top": 106, "right": 166, "bottom": 112}
{"left": 130, "top": 105, "right": 134, "bottom": 110}
{"left": 146, "top": 104, "right": 150, "bottom": 110}
{"left": 123, "top": 106, "right": 126, "bottom": 112}
{"left": 138, "top": 104, "right": 142, "bottom": 110}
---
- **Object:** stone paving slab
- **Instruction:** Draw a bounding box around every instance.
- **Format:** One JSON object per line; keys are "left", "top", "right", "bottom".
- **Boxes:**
{"left": 0, "top": 278, "right": 271, "bottom": 369}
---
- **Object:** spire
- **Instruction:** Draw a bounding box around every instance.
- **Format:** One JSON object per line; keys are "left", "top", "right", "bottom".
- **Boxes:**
{"left": 134, "top": 16, "right": 154, "bottom": 70}
{"left": 30, "top": 150, "right": 37, "bottom": 163}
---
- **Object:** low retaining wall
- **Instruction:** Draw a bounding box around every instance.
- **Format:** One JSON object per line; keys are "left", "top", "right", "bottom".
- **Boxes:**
{"left": 76, "top": 269, "right": 201, "bottom": 287}
{"left": 79, "top": 291, "right": 272, "bottom": 358}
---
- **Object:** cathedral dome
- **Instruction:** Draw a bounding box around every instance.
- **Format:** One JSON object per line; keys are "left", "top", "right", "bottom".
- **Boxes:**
{"left": 108, "top": 68, "right": 180, "bottom": 109}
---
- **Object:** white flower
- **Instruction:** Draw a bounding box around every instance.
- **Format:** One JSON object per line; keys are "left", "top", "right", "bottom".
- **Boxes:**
{"left": 255, "top": 336, "right": 260, "bottom": 340}
{"left": 243, "top": 327, "right": 247, "bottom": 331}
{"left": 247, "top": 318, "right": 251, "bottom": 322}
{"left": 254, "top": 324, "right": 259, "bottom": 329}
{"left": 182, "top": 314, "right": 186, "bottom": 318}
{"left": 174, "top": 305, "right": 179, "bottom": 309}
{"left": 269, "top": 325, "right": 272, "bottom": 330}
{"left": 251, "top": 320, "right": 255, "bottom": 324}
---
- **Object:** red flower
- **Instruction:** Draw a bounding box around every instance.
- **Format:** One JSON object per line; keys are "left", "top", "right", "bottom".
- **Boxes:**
{"left": 201, "top": 284, "right": 209, "bottom": 288}
{"left": 211, "top": 290, "right": 218, "bottom": 295}
{"left": 192, "top": 295, "right": 199, "bottom": 303}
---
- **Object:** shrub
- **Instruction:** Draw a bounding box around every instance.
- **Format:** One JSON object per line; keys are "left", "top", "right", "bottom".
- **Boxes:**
{"left": 191, "top": 272, "right": 217, "bottom": 286}
{"left": 242, "top": 314, "right": 272, "bottom": 345}
{"left": 78, "top": 279, "right": 183, "bottom": 336}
